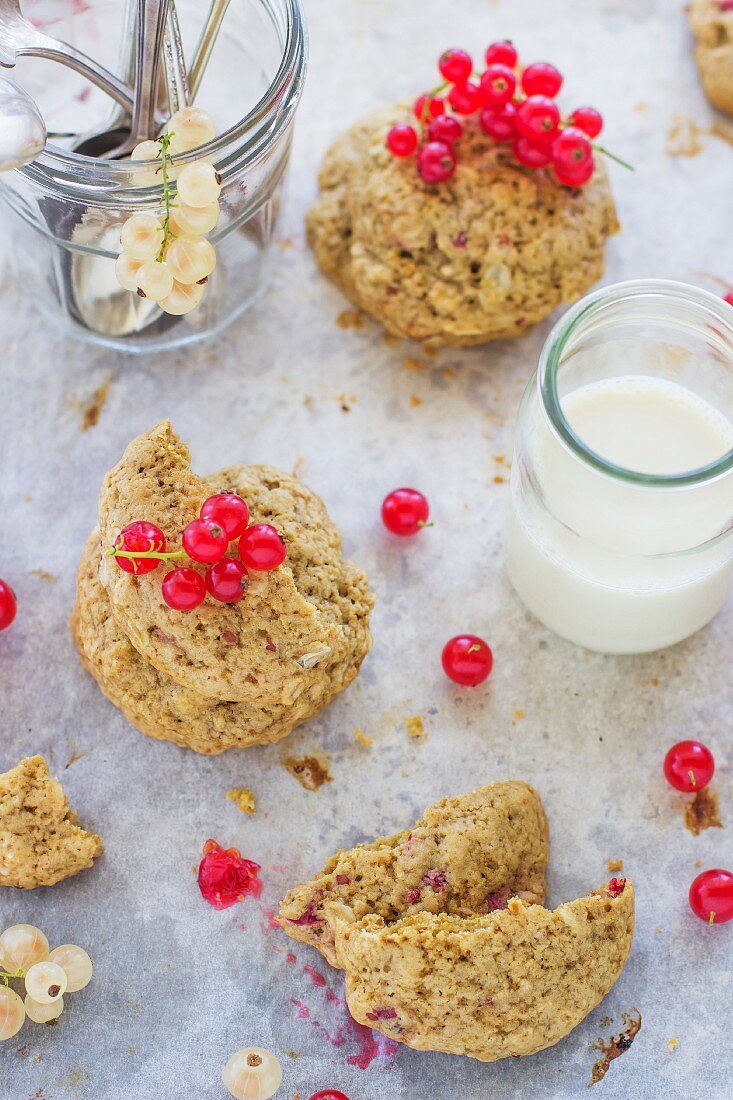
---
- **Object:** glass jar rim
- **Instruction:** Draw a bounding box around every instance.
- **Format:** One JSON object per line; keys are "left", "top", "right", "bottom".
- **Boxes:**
{"left": 539, "top": 279, "right": 733, "bottom": 489}
{"left": 17, "top": 0, "right": 306, "bottom": 190}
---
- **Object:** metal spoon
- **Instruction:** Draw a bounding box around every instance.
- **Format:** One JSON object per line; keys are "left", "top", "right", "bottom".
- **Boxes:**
{"left": 0, "top": 0, "right": 136, "bottom": 111}
{"left": 189, "top": 0, "right": 231, "bottom": 100}
{"left": 103, "top": 0, "right": 171, "bottom": 159}
{"left": 0, "top": 75, "right": 45, "bottom": 169}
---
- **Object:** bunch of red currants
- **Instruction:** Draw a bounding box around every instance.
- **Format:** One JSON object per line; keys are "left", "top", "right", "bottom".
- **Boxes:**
{"left": 387, "top": 40, "right": 619, "bottom": 186}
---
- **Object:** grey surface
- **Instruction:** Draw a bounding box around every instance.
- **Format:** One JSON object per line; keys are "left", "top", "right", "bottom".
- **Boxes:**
{"left": 1, "top": 0, "right": 732, "bottom": 1097}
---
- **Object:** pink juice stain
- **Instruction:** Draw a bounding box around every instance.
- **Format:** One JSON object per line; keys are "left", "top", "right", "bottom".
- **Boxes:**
{"left": 304, "top": 964, "right": 327, "bottom": 987}
{"left": 286, "top": 951, "right": 297, "bottom": 965}
{"left": 289, "top": 973, "right": 398, "bottom": 1070}
{"left": 292, "top": 998, "right": 310, "bottom": 1020}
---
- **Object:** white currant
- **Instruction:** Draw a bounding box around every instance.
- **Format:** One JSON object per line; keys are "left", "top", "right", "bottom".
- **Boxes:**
{"left": 170, "top": 200, "right": 220, "bottom": 237}
{"left": 136, "top": 259, "right": 175, "bottom": 302}
{"left": 167, "top": 107, "right": 216, "bottom": 154}
{"left": 0, "top": 925, "right": 49, "bottom": 973}
{"left": 159, "top": 280, "right": 206, "bottom": 315}
{"left": 49, "top": 945, "right": 93, "bottom": 993}
{"left": 131, "top": 140, "right": 162, "bottom": 162}
{"left": 115, "top": 254, "right": 145, "bottom": 293}
{"left": 25, "top": 961, "right": 67, "bottom": 1004}
{"left": 222, "top": 1048, "right": 283, "bottom": 1100}
{"left": 0, "top": 987, "right": 25, "bottom": 1041}
{"left": 176, "top": 161, "right": 221, "bottom": 208}
{"left": 24, "top": 994, "right": 64, "bottom": 1024}
{"left": 120, "top": 213, "right": 163, "bottom": 261}
{"left": 165, "top": 237, "right": 216, "bottom": 285}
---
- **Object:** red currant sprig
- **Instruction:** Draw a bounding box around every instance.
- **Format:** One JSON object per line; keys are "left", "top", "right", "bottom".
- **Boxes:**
{"left": 107, "top": 491, "right": 286, "bottom": 612}
{"left": 385, "top": 40, "right": 632, "bottom": 187}
{"left": 0, "top": 578, "right": 17, "bottom": 632}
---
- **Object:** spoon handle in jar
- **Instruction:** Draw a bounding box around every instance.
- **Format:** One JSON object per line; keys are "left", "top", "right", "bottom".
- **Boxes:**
{"left": 161, "top": 1, "right": 190, "bottom": 114}
{"left": 189, "top": 0, "right": 231, "bottom": 101}
{"left": 129, "top": 0, "right": 170, "bottom": 145}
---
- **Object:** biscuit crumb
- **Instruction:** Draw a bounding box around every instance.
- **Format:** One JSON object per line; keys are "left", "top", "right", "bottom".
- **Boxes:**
{"left": 336, "top": 309, "right": 366, "bottom": 330}
{"left": 668, "top": 1038, "right": 679, "bottom": 1053}
{"left": 29, "top": 569, "right": 56, "bottom": 583}
{"left": 492, "top": 475, "right": 506, "bottom": 484}
{"left": 406, "top": 715, "right": 425, "bottom": 740}
{"left": 590, "top": 1010, "right": 642, "bottom": 1086}
{"left": 227, "top": 788, "right": 256, "bottom": 815}
{"left": 404, "top": 357, "right": 425, "bottom": 371}
{"left": 442, "top": 367, "right": 456, "bottom": 378}
{"left": 694, "top": 859, "right": 702, "bottom": 867}
{"left": 80, "top": 376, "right": 112, "bottom": 431}
{"left": 684, "top": 788, "right": 723, "bottom": 836}
{"left": 666, "top": 114, "right": 705, "bottom": 157}
{"left": 354, "top": 727, "right": 373, "bottom": 748}
{"left": 283, "top": 753, "right": 332, "bottom": 791}
{"left": 514, "top": 709, "right": 525, "bottom": 719}
{"left": 409, "top": 394, "right": 423, "bottom": 407}
{"left": 608, "top": 859, "right": 624, "bottom": 873}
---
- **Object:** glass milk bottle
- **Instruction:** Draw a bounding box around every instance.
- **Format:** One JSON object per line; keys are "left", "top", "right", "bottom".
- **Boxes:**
{"left": 505, "top": 280, "right": 733, "bottom": 654}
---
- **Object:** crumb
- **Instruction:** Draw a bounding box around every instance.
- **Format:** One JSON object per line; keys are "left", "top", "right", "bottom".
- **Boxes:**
{"left": 227, "top": 788, "right": 256, "bottom": 815}
{"left": 336, "top": 309, "right": 366, "bottom": 330}
{"left": 493, "top": 454, "right": 505, "bottom": 464}
{"left": 80, "top": 375, "right": 112, "bottom": 431}
{"left": 668, "top": 1038, "right": 679, "bottom": 1052}
{"left": 514, "top": 710, "right": 525, "bottom": 719}
{"left": 655, "top": 926, "right": 662, "bottom": 933}
{"left": 409, "top": 394, "right": 423, "bottom": 407}
{"left": 608, "top": 859, "right": 624, "bottom": 872}
{"left": 284, "top": 1050, "right": 301, "bottom": 1059}
{"left": 443, "top": 367, "right": 456, "bottom": 378}
{"left": 406, "top": 715, "right": 425, "bottom": 740}
{"left": 354, "top": 727, "right": 373, "bottom": 748}
{"left": 383, "top": 332, "right": 400, "bottom": 348}
{"left": 695, "top": 859, "right": 702, "bottom": 868}
{"left": 303, "top": 395, "right": 314, "bottom": 410}
{"left": 404, "top": 357, "right": 425, "bottom": 371}
{"left": 590, "top": 1010, "right": 642, "bottom": 1086}
{"left": 492, "top": 474, "right": 506, "bottom": 484}
{"left": 29, "top": 569, "right": 56, "bottom": 583}
{"left": 282, "top": 753, "right": 332, "bottom": 791}
{"left": 666, "top": 114, "right": 705, "bottom": 157}
{"left": 684, "top": 788, "right": 723, "bottom": 836}
{"left": 337, "top": 393, "right": 356, "bottom": 413}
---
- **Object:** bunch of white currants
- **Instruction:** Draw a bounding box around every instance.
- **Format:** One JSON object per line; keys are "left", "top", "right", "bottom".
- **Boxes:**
{"left": 115, "top": 106, "right": 221, "bottom": 316}
{"left": 0, "top": 924, "right": 93, "bottom": 1040}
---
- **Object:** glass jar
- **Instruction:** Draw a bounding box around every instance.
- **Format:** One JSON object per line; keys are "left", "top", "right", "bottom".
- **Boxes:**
{"left": 0, "top": 0, "right": 307, "bottom": 352}
{"left": 506, "top": 280, "right": 733, "bottom": 654}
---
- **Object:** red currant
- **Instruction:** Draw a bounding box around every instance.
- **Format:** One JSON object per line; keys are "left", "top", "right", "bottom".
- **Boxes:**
{"left": 386, "top": 124, "right": 418, "bottom": 157}
{"left": 517, "top": 95, "right": 560, "bottom": 142}
{"left": 689, "top": 868, "right": 733, "bottom": 924}
{"left": 417, "top": 140, "right": 456, "bottom": 183}
{"left": 0, "top": 579, "right": 17, "bottom": 632}
{"left": 552, "top": 127, "right": 593, "bottom": 170}
{"left": 479, "top": 64, "right": 516, "bottom": 107}
{"left": 485, "top": 40, "right": 517, "bottom": 68}
{"left": 521, "top": 61, "right": 563, "bottom": 97}
{"left": 480, "top": 102, "right": 517, "bottom": 142}
{"left": 113, "top": 521, "right": 167, "bottom": 575}
{"left": 607, "top": 877, "right": 627, "bottom": 898}
{"left": 438, "top": 48, "right": 473, "bottom": 84}
{"left": 513, "top": 136, "right": 552, "bottom": 168}
{"left": 198, "top": 839, "right": 262, "bottom": 910}
{"left": 205, "top": 557, "right": 248, "bottom": 603}
{"left": 309, "top": 1092, "right": 350, "bottom": 1100}
{"left": 162, "top": 567, "right": 206, "bottom": 611}
{"left": 381, "top": 488, "right": 430, "bottom": 536}
{"left": 427, "top": 115, "right": 463, "bottom": 144}
{"left": 441, "top": 634, "right": 494, "bottom": 686}
{"left": 554, "top": 157, "right": 595, "bottom": 187}
{"left": 413, "top": 94, "right": 444, "bottom": 122}
{"left": 238, "top": 524, "right": 286, "bottom": 571}
{"left": 200, "top": 492, "right": 250, "bottom": 540}
{"left": 663, "top": 740, "right": 715, "bottom": 792}
{"left": 182, "top": 518, "right": 228, "bottom": 565}
{"left": 568, "top": 106, "right": 603, "bottom": 138}
{"left": 448, "top": 81, "right": 482, "bottom": 115}
{"left": 724, "top": 291, "right": 733, "bottom": 307}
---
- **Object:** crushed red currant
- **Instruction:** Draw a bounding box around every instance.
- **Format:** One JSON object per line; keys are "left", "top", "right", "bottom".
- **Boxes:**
{"left": 205, "top": 557, "right": 248, "bottom": 603}
{"left": 200, "top": 492, "right": 250, "bottom": 540}
{"left": 182, "top": 518, "right": 229, "bottom": 564}
{"left": 387, "top": 123, "right": 418, "bottom": 157}
{"left": 381, "top": 488, "right": 430, "bottom": 536}
{"left": 438, "top": 48, "right": 473, "bottom": 84}
{"left": 197, "top": 839, "right": 263, "bottom": 910}
{"left": 114, "top": 521, "right": 167, "bottom": 575}
{"left": 162, "top": 567, "right": 206, "bottom": 611}
{"left": 442, "top": 634, "right": 494, "bottom": 686}
{"left": 663, "top": 740, "right": 715, "bottom": 793}
{"left": 689, "top": 868, "right": 733, "bottom": 924}
{"left": 0, "top": 578, "right": 17, "bottom": 632}
{"left": 607, "top": 878, "right": 627, "bottom": 898}
{"left": 239, "top": 524, "right": 287, "bottom": 571}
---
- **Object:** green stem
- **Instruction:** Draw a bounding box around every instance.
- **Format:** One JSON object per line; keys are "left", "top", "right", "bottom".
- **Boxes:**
{"left": 419, "top": 79, "right": 450, "bottom": 133}
{"left": 156, "top": 131, "right": 177, "bottom": 262}
{"left": 1, "top": 969, "right": 24, "bottom": 986}
{"left": 592, "top": 143, "right": 635, "bottom": 172}
{"left": 106, "top": 546, "right": 188, "bottom": 563}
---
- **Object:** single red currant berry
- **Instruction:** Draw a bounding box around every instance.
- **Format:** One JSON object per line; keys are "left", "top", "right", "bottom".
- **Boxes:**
{"left": 663, "top": 740, "right": 715, "bottom": 793}
{"left": 381, "top": 488, "right": 430, "bottom": 536}
{"left": 386, "top": 124, "right": 418, "bottom": 157}
{"left": 554, "top": 157, "right": 595, "bottom": 187}
{"left": 480, "top": 102, "right": 518, "bottom": 142}
{"left": 200, "top": 492, "right": 250, "bottom": 540}
{"left": 552, "top": 127, "right": 593, "bottom": 172}
{"left": 441, "top": 635, "right": 494, "bottom": 686}
{"left": 413, "top": 94, "right": 445, "bottom": 121}
{"left": 521, "top": 61, "right": 563, "bottom": 97}
{"left": 427, "top": 115, "right": 463, "bottom": 145}
{"left": 516, "top": 95, "right": 560, "bottom": 141}
{"left": 438, "top": 48, "right": 473, "bottom": 84}
{"left": 205, "top": 557, "right": 249, "bottom": 603}
{"left": 113, "top": 521, "right": 167, "bottom": 575}
{"left": 479, "top": 64, "right": 516, "bottom": 107}
{"left": 417, "top": 140, "right": 456, "bottom": 183}
{"left": 162, "top": 567, "right": 206, "bottom": 611}
{"left": 724, "top": 291, "right": 733, "bottom": 307}
{"left": 568, "top": 106, "right": 603, "bottom": 138}
{"left": 689, "top": 868, "right": 733, "bottom": 925}
{"left": 198, "top": 839, "right": 262, "bottom": 910}
{"left": 485, "top": 40, "right": 517, "bottom": 68}
{"left": 182, "top": 518, "right": 228, "bottom": 565}
{"left": 0, "top": 579, "right": 17, "bottom": 632}
{"left": 513, "top": 136, "right": 553, "bottom": 168}
{"left": 448, "top": 81, "right": 482, "bottom": 115}
{"left": 239, "top": 524, "right": 287, "bottom": 571}
{"left": 309, "top": 1092, "right": 350, "bottom": 1100}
